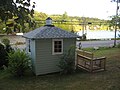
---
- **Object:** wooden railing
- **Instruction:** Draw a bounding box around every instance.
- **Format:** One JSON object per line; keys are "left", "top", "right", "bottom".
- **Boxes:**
{"left": 76, "top": 49, "right": 106, "bottom": 72}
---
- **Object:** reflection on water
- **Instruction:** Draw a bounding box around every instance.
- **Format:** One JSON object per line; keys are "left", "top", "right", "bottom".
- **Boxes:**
{"left": 77, "top": 30, "right": 120, "bottom": 39}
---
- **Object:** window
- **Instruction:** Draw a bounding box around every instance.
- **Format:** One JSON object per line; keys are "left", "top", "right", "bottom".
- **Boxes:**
{"left": 52, "top": 39, "right": 63, "bottom": 55}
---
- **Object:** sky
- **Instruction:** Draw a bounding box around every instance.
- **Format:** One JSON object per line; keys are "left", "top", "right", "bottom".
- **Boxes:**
{"left": 32, "top": 0, "right": 118, "bottom": 20}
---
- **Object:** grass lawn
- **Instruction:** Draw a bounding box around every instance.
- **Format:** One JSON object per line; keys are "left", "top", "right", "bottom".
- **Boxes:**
{"left": 0, "top": 48, "right": 120, "bottom": 90}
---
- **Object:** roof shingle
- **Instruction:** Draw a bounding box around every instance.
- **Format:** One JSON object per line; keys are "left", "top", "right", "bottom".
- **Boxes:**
{"left": 23, "top": 26, "right": 80, "bottom": 39}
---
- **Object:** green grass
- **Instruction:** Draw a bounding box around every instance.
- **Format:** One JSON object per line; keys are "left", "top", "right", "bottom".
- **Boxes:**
{"left": 0, "top": 48, "right": 120, "bottom": 90}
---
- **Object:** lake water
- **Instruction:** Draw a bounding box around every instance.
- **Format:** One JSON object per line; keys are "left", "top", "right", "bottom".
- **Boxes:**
{"left": 77, "top": 30, "right": 120, "bottom": 39}
{"left": 0, "top": 30, "right": 120, "bottom": 46}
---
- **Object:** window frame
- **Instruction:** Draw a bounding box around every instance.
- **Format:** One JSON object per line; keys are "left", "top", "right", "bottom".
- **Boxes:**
{"left": 52, "top": 39, "right": 63, "bottom": 55}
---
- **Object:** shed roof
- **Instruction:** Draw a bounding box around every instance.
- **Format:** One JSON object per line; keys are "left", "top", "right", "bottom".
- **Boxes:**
{"left": 23, "top": 26, "right": 80, "bottom": 39}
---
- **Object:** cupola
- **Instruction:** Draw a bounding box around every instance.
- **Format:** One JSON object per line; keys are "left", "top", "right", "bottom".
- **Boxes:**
{"left": 46, "top": 17, "right": 52, "bottom": 26}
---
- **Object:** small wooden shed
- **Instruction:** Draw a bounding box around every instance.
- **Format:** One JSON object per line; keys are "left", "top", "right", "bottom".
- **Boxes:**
{"left": 23, "top": 17, "right": 79, "bottom": 75}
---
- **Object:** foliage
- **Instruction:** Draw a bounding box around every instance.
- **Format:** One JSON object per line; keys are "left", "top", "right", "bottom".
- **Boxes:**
{"left": 49, "top": 13, "right": 109, "bottom": 31}
{"left": 31, "top": 11, "right": 110, "bottom": 32}
{"left": 0, "top": 38, "right": 13, "bottom": 69}
{"left": 0, "top": 23, "right": 6, "bottom": 33}
{"left": 1, "top": 37, "right": 10, "bottom": 46}
{"left": 112, "top": 0, "right": 120, "bottom": 3}
{"left": 8, "top": 49, "right": 31, "bottom": 77}
{"left": 61, "top": 11, "right": 69, "bottom": 21}
{"left": 58, "top": 46, "right": 76, "bottom": 74}
{"left": 0, "top": 0, "right": 35, "bottom": 23}
{"left": 117, "top": 43, "right": 120, "bottom": 48}
{"left": 0, "top": 43, "right": 7, "bottom": 69}
{"left": 0, "top": 10, "right": 110, "bottom": 33}
{"left": 81, "top": 34, "right": 87, "bottom": 41}
{"left": 0, "top": 0, "right": 35, "bottom": 33}
{"left": 109, "top": 15, "right": 120, "bottom": 29}
{"left": 5, "top": 26, "right": 12, "bottom": 34}
{"left": 1, "top": 37, "right": 13, "bottom": 53}
{"left": 34, "top": 11, "right": 48, "bottom": 21}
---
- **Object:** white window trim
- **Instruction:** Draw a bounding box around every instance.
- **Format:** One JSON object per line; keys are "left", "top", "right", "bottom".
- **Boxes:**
{"left": 52, "top": 39, "right": 63, "bottom": 55}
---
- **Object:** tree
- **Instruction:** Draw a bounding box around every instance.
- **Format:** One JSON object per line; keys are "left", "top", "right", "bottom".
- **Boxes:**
{"left": 0, "top": 0, "right": 35, "bottom": 32}
{"left": 112, "top": 0, "right": 120, "bottom": 2}
{"left": 111, "top": 0, "right": 120, "bottom": 46}
{"left": 61, "top": 11, "right": 69, "bottom": 21}
{"left": 109, "top": 16, "right": 120, "bottom": 29}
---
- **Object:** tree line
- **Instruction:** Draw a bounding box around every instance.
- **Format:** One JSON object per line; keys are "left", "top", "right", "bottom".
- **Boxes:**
{"left": 0, "top": 0, "right": 119, "bottom": 34}
{"left": 0, "top": 11, "right": 111, "bottom": 34}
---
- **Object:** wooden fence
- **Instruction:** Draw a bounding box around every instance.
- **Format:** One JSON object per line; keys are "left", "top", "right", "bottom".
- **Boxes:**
{"left": 76, "top": 49, "right": 106, "bottom": 72}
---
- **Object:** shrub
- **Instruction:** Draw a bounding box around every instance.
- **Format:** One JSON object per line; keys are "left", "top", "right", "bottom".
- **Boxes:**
{"left": 117, "top": 43, "right": 120, "bottom": 48}
{"left": 8, "top": 49, "right": 31, "bottom": 77}
{"left": 2, "top": 37, "right": 13, "bottom": 52}
{"left": 1, "top": 37, "right": 10, "bottom": 46}
{"left": 82, "top": 34, "right": 87, "bottom": 41}
{"left": 0, "top": 38, "right": 13, "bottom": 68}
{"left": 0, "top": 43, "right": 7, "bottom": 69}
{"left": 58, "top": 46, "right": 76, "bottom": 74}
